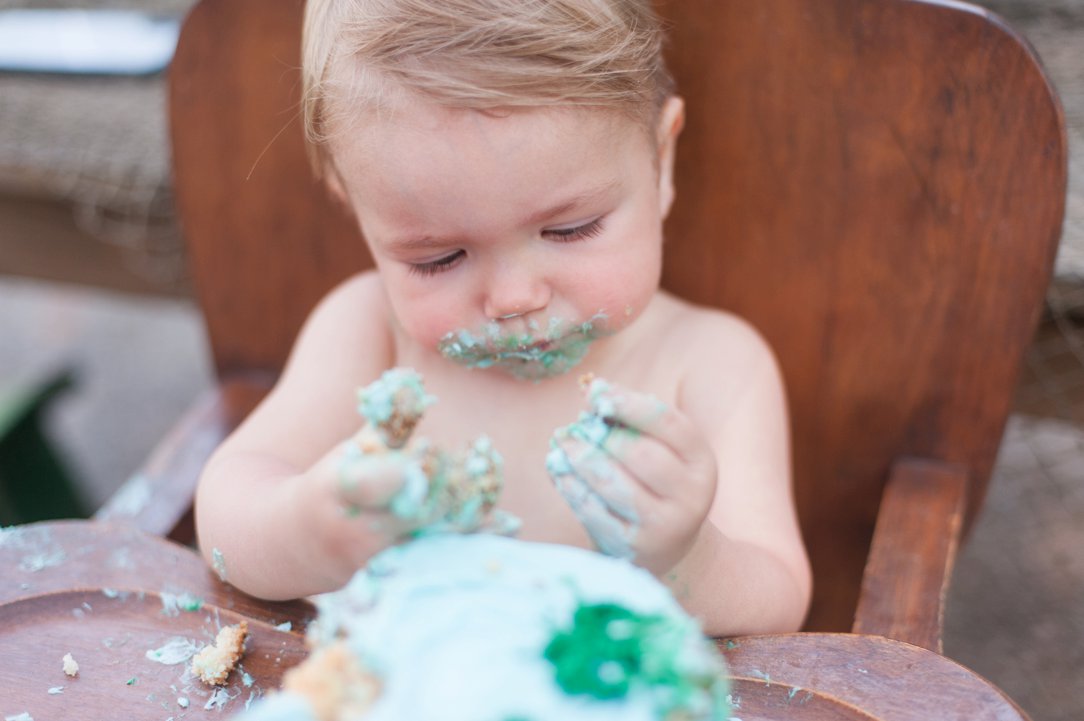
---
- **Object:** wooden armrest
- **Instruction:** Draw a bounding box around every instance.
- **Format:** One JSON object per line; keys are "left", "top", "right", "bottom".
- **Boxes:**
{"left": 93, "top": 375, "right": 272, "bottom": 544}
{"left": 720, "top": 633, "right": 1030, "bottom": 720}
{"left": 852, "top": 458, "right": 968, "bottom": 652}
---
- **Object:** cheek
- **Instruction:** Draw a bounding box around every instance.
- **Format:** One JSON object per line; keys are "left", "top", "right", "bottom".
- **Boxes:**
{"left": 578, "top": 234, "right": 662, "bottom": 323}
{"left": 388, "top": 284, "right": 469, "bottom": 349}
{"left": 392, "top": 294, "right": 459, "bottom": 346}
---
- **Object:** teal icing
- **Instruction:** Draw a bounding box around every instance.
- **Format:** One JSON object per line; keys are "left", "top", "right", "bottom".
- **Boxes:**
{"left": 348, "top": 370, "right": 519, "bottom": 537}
{"left": 387, "top": 456, "right": 432, "bottom": 520}
{"left": 562, "top": 411, "right": 613, "bottom": 447}
{"left": 211, "top": 548, "right": 228, "bottom": 582}
{"left": 545, "top": 440, "right": 638, "bottom": 560}
{"left": 437, "top": 313, "right": 608, "bottom": 380}
{"left": 373, "top": 434, "right": 506, "bottom": 535}
{"left": 585, "top": 378, "right": 616, "bottom": 419}
{"left": 545, "top": 445, "right": 574, "bottom": 477}
{"left": 546, "top": 377, "right": 645, "bottom": 560}
{"left": 544, "top": 602, "right": 731, "bottom": 719}
{"left": 357, "top": 368, "right": 435, "bottom": 426}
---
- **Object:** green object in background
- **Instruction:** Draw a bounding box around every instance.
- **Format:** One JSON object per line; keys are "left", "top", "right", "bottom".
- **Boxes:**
{"left": 0, "top": 370, "right": 88, "bottom": 524}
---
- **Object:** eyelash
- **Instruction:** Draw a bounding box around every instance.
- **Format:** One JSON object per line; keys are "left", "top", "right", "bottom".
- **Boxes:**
{"left": 408, "top": 250, "right": 465, "bottom": 278}
{"left": 545, "top": 218, "right": 605, "bottom": 242}
{"left": 406, "top": 218, "right": 605, "bottom": 277}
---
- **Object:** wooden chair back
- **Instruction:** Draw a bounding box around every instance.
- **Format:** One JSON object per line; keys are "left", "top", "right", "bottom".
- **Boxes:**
{"left": 170, "top": 0, "right": 1066, "bottom": 632}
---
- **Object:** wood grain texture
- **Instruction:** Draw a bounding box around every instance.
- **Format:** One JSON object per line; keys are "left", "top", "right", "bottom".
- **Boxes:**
{"left": 0, "top": 521, "right": 314, "bottom": 719}
{"left": 656, "top": 0, "right": 1066, "bottom": 630}
{"left": 167, "top": 0, "right": 1067, "bottom": 635}
{"left": 720, "top": 633, "right": 1030, "bottom": 720}
{"left": 0, "top": 522, "right": 1029, "bottom": 721}
{"left": 94, "top": 377, "right": 271, "bottom": 543}
{"left": 170, "top": 0, "right": 372, "bottom": 379}
{"left": 852, "top": 458, "right": 967, "bottom": 651}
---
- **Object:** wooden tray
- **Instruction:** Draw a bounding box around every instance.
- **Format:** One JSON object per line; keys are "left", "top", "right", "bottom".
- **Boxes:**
{"left": 0, "top": 588, "right": 306, "bottom": 718}
{"left": 1, "top": 522, "right": 1028, "bottom": 720}
{"left": 1, "top": 521, "right": 314, "bottom": 719}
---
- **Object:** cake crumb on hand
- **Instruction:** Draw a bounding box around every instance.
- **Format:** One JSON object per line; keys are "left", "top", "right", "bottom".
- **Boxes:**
{"left": 62, "top": 652, "right": 79, "bottom": 677}
{"left": 191, "top": 621, "right": 248, "bottom": 686}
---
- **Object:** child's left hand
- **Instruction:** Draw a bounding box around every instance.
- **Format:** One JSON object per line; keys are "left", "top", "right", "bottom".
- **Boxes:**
{"left": 546, "top": 378, "right": 717, "bottom": 575}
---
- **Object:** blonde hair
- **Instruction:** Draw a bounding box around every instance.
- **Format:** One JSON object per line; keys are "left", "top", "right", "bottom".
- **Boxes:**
{"left": 301, "top": 0, "right": 675, "bottom": 178}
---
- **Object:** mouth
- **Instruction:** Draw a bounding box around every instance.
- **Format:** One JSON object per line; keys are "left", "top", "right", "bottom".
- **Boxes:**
{"left": 524, "top": 339, "right": 554, "bottom": 352}
{"left": 437, "top": 313, "right": 609, "bottom": 379}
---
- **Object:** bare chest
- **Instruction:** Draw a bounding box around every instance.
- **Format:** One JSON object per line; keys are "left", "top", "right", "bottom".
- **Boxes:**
{"left": 399, "top": 360, "right": 678, "bottom": 546}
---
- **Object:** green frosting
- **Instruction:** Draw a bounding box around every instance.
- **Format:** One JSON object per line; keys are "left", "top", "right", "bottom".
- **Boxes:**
{"left": 437, "top": 314, "right": 608, "bottom": 381}
{"left": 544, "top": 603, "right": 731, "bottom": 719}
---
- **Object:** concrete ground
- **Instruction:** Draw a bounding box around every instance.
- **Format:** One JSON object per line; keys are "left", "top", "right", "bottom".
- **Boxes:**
{"left": 0, "top": 1, "right": 1081, "bottom": 720}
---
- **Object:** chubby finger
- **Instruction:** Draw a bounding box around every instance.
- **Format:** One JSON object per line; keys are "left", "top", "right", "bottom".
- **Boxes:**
{"left": 548, "top": 435, "right": 655, "bottom": 519}
{"left": 336, "top": 441, "right": 429, "bottom": 517}
{"left": 546, "top": 445, "right": 637, "bottom": 560}
{"left": 583, "top": 378, "right": 702, "bottom": 463}
{"left": 593, "top": 428, "right": 685, "bottom": 498}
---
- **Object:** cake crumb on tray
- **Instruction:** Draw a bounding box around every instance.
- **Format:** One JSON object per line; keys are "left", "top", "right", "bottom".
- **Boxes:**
{"left": 192, "top": 621, "right": 248, "bottom": 686}
{"left": 61, "top": 652, "right": 78, "bottom": 677}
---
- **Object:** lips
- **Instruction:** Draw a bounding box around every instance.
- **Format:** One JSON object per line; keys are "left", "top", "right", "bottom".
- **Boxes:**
{"left": 524, "top": 339, "right": 554, "bottom": 352}
{"left": 438, "top": 313, "right": 610, "bottom": 379}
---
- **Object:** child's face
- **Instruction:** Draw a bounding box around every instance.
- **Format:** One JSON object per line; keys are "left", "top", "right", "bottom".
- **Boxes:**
{"left": 329, "top": 96, "right": 682, "bottom": 380}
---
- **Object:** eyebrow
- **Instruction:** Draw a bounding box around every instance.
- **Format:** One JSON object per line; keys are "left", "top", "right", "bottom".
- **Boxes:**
{"left": 522, "top": 180, "right": 621, "bottom": 226}
{"left": 383, "top": 180, "right": 621, "bottom": 251}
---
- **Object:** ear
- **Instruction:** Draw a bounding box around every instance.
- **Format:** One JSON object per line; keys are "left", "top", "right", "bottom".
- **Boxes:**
{"left": 655, "top": 95, "right": 685, "bottom": 219}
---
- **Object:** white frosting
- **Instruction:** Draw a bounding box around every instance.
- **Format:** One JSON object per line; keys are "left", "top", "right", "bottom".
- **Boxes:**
{"left": 241, "top": 535, "right": 728, "bottom": 720}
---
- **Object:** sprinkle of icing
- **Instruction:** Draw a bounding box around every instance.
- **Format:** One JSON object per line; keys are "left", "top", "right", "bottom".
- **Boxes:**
{"left": 145, "top": 637, "right": 200, "bottom": 665}
{"left": 212, "top": 548, "right": 228, "bottom": 581}
{"left": 159, "top": 591, "right": 204, "bottom": 616}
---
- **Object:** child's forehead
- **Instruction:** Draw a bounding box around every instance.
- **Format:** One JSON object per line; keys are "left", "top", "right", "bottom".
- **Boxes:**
{"left": 333, "top": 86, "right": 638, "bottom": 140}
{"left": 331, "top": 96, "right": 649, "bottom": 174}
{"left": 329, "top": 101, "right": 655, "bottom": 235}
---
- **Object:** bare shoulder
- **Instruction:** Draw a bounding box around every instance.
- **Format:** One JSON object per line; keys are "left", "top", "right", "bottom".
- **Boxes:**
{"left": 221, "top": 270, "right": 394, "bottom": 464}
{"left": 282, "top": 269, "right": 393, "bottom": 379}
{"left": 652, "top": 293, "right": 783, "bottom": 417}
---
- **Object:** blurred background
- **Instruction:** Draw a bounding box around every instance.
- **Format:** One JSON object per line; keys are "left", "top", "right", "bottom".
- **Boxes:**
{"left": 0, "top": 1, "right": 1080, "bottom": 719}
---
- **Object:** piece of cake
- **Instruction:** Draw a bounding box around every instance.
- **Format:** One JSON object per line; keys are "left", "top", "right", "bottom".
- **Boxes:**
{"left": 281, "top": 642, "right": 381, "bottom": 721}
{"left": 62, "top": 652, "right": 79, "bottom": 677}
{"left": 356, "top": 368, "right": 435, "bottom": 449}
{"left": 234, "top": 536, "right": 730, "bottom": 721}
{"left": 192, "top": 621, "right": 248, "bottom": 686}
{"left": 347, "top": 368, "right": 510, "bottom": 534}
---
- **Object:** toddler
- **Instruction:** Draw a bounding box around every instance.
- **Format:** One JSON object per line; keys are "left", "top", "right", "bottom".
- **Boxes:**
{"left": 195, "top": 0, "right": 811, "bottom": 636}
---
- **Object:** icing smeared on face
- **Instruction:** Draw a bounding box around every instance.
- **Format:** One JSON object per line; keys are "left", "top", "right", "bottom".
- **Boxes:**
{"left": 437, "top": 313, "right": 609, "bottom": 380}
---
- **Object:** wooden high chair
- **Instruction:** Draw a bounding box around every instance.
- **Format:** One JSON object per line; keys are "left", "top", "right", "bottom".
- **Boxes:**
{"left": 87, "top": 0, "right": 1064, "bottom": 711}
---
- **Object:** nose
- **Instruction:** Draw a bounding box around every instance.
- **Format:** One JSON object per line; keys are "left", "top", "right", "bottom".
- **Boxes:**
{"left": 482, "top": 262, "right": 552, "bottom": 322}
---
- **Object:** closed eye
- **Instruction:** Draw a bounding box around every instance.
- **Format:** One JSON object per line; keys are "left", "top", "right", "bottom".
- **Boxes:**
{"left": 408, "top": 249, "right": 465, "bottom": 277}
{"left": 543, "top": 217, "right": 605, "bottom": 242}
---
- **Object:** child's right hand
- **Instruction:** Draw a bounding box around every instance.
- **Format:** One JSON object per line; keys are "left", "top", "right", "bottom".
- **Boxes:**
{"left": 295, "top": 430, "right": 431, "bottom": 573}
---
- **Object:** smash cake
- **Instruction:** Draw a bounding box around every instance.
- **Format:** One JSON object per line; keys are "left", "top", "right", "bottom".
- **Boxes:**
{"left": 234, "top": 369, "right": 732, "bottom": 721}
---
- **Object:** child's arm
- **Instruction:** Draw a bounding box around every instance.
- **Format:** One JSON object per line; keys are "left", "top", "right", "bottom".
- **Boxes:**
{"left": 668, "top": 320, "right": 811, "bottom": 635}
{"left": 548, "top": 316, "right": 811, "bottom": 636}
{"left": 194, "top": 272, "right": 405, "bottom": 600}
